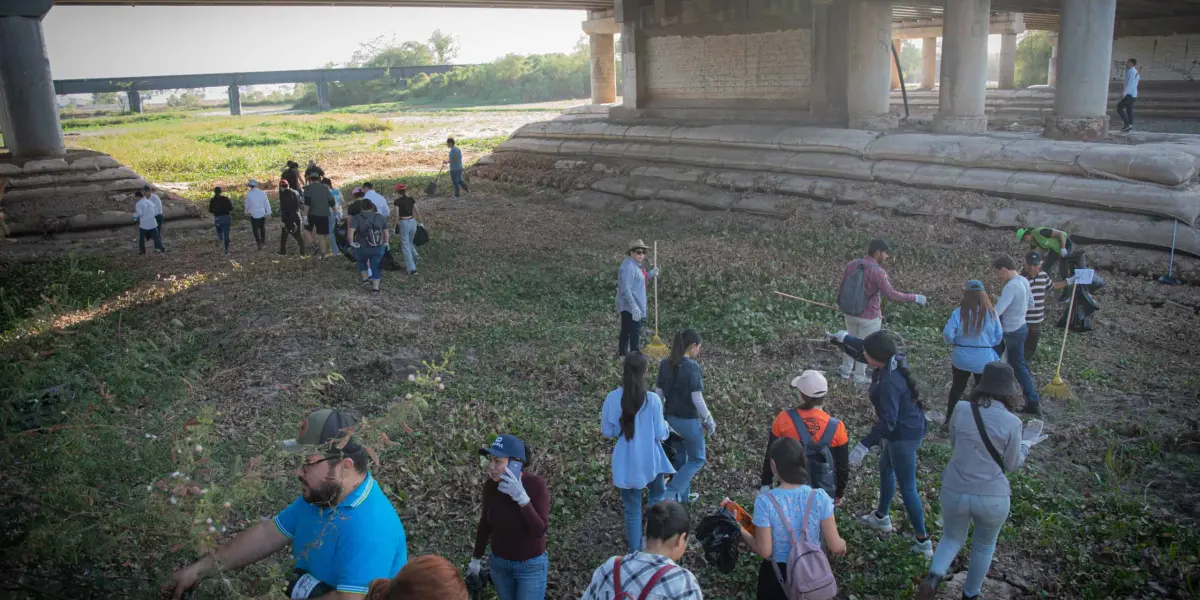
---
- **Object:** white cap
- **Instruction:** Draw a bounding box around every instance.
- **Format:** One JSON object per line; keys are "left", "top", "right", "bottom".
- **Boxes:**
{"left": 789, "top": 370, "right": 828, "bottom": 398}
{"left": 248, "top": 179, "right": 259, "bottom": 187}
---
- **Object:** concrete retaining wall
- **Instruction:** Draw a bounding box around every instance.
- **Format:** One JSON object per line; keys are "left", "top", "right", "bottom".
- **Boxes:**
{"left": 1112, "top": 34, "right": 1200, "bottom": 81}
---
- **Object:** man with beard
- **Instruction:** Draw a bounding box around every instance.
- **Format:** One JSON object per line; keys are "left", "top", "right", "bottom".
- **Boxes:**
{"left": 167, "top": 409, "right": 407, "bottom": 599}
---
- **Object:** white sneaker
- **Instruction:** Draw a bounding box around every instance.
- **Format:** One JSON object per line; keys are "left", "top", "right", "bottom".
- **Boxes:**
{"left": 853, "top": 374, "right": 871, "bottom": 386}
{"left": 911, "top": 538, "right": 934, "bottom": 559}
{"left": 859, "top": 511, "right": 893, "bottom": 532}
{"left": 838, "top": 369, "right": 853, "bottom": 380}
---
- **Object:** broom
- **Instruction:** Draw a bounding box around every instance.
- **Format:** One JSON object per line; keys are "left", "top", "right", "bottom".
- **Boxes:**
{"left": 1042, "top": 284, "right": 1078, "bottom": 401}
{"left": 645, "top": 241, "right": 670, "bottom": 359}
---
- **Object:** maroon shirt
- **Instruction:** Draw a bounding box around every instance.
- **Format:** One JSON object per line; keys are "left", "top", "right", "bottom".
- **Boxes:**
{"left": 472, "top": 473, "right": 549, "bottom": 561}
{"left": 839, "top": 256, "right": 916, "bottom": 320}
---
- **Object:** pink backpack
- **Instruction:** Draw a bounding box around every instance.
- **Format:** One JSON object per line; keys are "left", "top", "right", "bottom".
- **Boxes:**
{"left": 765, "top": 491, "right": 838, "bottom": 600}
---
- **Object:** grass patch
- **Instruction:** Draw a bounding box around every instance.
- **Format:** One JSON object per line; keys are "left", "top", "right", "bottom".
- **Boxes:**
{"left": 61, "top": 112, "right": 184, "bottom": 131}
{"left": 0, "top": 255, "right": 139, "bottom": 338}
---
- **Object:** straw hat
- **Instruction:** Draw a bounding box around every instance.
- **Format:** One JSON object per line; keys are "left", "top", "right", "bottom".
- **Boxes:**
{"left": 628, "top": 239, "right": 649, "bottom": 253}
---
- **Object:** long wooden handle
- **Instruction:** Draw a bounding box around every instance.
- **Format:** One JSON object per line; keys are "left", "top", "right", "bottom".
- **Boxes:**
{"left": 653, "top": 241, "right": 659, "bottom": 333}
{"left": 773, "top": 290, "right": 839, "bottom": 311}
{"left": 1053, "top": 285, "right": 1077, "bottom": 378}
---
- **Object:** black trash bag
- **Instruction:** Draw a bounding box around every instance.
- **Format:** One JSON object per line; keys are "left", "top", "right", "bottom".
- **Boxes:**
{"left": 696, "top": 508, "right": 743, "bottom": 573}
{"left": 1057, "top": 284, "right": 1099, "bottom": 332}
{"left": 414, "top": 224, "right": 430, "bottom": 246}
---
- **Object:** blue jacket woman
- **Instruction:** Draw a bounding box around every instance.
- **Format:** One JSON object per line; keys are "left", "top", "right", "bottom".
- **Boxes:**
{"left": 834, "top": 329, "right": 932, "bottom": 558}
{"left": 941, "top": 280, "right": 1004, "bottom": 424}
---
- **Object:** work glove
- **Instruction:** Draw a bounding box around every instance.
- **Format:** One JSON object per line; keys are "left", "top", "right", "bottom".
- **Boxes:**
{"left": 498, "top": 471, "right": 530, "bottom": 506}
{"left": 1022, "top": 419, "right": 1049, "bottom": 447}
{"left": 848, "top": 443, "right": 869, "bottom": 467}
{"left": 1060, "top": 248, "right": 1069, "bottom": 258}
{"left": 828, "top": 330, "right": 849, "bottom": 344}
{"left": 648, "top": 267, "right": 660, "bottom": 279}
{"left": 631, "top": 308, "right": 644, "bottom": 322}
{"left": 915, "top": 294, "right": 928, "bottom": 306}
{"left": 467, "top": 559, "right": 481, "bottom": 577}
{"left": 702, "top": 413, "right": 717, "bottom": 436}
{"left": 1064, "top": 275, "right": 1079, "bottom": 285}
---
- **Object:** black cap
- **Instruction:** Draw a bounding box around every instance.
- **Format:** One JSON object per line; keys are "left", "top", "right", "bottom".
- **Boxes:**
{"left": 1025, "top": 251, "right": 1043, "bottom": 265}
{"left": 868, "top": 239, "right": 890, "bottom": 254}
{"left": 142, "top": 184, "right": 151, "bottom": 191}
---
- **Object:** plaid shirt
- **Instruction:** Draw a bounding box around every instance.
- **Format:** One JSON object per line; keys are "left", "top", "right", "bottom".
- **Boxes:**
{"left": 581, "top": 552, "right": 703, "bottom": 600}
{"left": 839, "top": 256, "right": 916, "bottom": 320}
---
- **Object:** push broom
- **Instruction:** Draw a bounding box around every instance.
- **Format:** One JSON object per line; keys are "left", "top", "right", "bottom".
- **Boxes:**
{"left": 1042, "top": 283, "right": 1078, "bottom": 401}
{"left": 644, "top": 241, "right": 670, "bottom": 359}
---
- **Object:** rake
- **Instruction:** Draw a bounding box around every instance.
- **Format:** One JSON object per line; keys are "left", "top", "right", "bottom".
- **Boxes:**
{"left": 1042, "top": 284, "right": 1078, "bottom": 401}
{"left": 645, "top": 241, "right": 670, "bottom": 359}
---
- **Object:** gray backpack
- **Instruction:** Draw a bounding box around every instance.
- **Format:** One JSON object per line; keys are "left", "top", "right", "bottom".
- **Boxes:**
{"left": 787, "top": 410, "right": 839, "bottom": 498}
{"left": 765, "top": 492, "right": 838, "bottom": 600}
{"left": 837, "top": 259, "right": 876, "bottom": 316}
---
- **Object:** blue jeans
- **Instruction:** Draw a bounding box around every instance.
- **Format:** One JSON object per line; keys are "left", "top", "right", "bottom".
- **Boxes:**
{"left": 489, "top": 552, "right": 547, "bottom": 600}
{"left": 450, "top": 169, "right": 468, "bottom": 197}
{"left": 398, "top": 218, "right": 418, "bottom": 273}
{"left": 620, "top": 474, "right": 667, "bottom": 552}
{"left": 664, "top": 416, "right": 706, "bottom": 502}
{"left": 998, "top": 325, "right": 1040, "bottom": 405}
{"left": 356, "top": 245, "right": 385, "bottom": 280}
{"left": 213, "top": 215, "right": 231, "bottom": 252}
{"left": 877, "top": 437, "right": 927, "bottom": 537}
{"left": 328, "top": 215, "right": 339, "bottom": 255}
{"left": 138, "top": 227, "right": 164, "bottom": 253}
{"left": 929, "top": 489, "right": 1010, "bottom": 597}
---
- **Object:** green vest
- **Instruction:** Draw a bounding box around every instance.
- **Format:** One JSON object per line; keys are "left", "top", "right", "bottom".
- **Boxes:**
{"left": 1030, "top": 228, "right": 1066, "bottom": 253}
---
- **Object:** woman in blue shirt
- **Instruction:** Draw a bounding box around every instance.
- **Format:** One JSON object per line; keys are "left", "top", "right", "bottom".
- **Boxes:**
{"left": 941, "top": 280, "right": 1003, "bottom": 425}
{"left": 601, "top": 352, "right": 676, "bottom": 551}
{"left": 741, "top": 437, "right": 846, "bottom": 600}
{"left": 655, "top": 328, "right": 713, "bottom": 503}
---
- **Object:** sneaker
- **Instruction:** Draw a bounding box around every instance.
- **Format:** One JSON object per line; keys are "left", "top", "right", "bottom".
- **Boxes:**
{"left": 858, "top": 511, "right": 893, "bottom": 533}
{"left": 1122, "top": 125, "right": 1133, "bottom": 132}
{"left": 687, "top": 492, "right": 700, "bottom": 503}
{"left": 911, "top": 538, "right": 934, "bottom": 559}
{"left": 852, "top": 374, "right": 871, "bottom": 386}
{"left": 915, "top": 573, "right": 943, "bottom": 600}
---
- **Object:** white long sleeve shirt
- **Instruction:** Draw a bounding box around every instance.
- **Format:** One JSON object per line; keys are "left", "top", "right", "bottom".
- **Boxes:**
{"left": 147, "top": 193, "right": 163, "bottom": 216}
{"left": 134, "top": 198, "right": 158, "bottom": 230}
{"left": 244, "top": 188, "right": 272, "bottom": 219}
{"left": 1123, "top": 66, "right": 1140, "bottom": 98}
{"left": 364, "top": 190, "right": 390, "bottom": 217}
{"left": 994, "top": 275, "right": 1033, "bottom": 333}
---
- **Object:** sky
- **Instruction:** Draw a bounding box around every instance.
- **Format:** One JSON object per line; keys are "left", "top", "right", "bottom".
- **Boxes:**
{"left": 43, "top": 6, "right": 589, "bottom": 80}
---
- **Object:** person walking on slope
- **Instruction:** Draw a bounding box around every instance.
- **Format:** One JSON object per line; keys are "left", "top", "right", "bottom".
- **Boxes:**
{"left": 348, "top": 200, "right": 390, "bottom": 294}
{"left": 362, "top": 182, "right": 390, "bottom": 220}
{"left": 209, "top": 186, "right": 234, "bottom": 255}
{"left": 392, "top": 183, "right": 420, "bottom": 275}
{"left": 281, "top": 161, "right": 303, "bottom": 194}
{"left": 916, "top": 362, "right": 1047, "bottom": 600}
{"left": 304, "top": 159, "right": 325, "bottom": 181}
{"left": 831, "top": 329, "right": 932, "bottom": 557}
{"left": 991, "top": 256, "right": 1041, "bottom": 416}
{"left": 324, "top": 178, "right": 343, "bottom": 256}
{"left": 837, "top": 239, "right": 928, "bottom": 384}
{"left": 1116, "top": 57, "right": 1139, "bottom": 132}
{"left": 741, "top": 437, "right": 846, "bottom": 600}
{"left": 133, "top": 190, "right": 165, "bottom": 254}
{"left": 243, "top": 179, "right": 271, "bottom": 251}
{"left": 302, "top": 174, "right": 336, "bottom": 258}
{"left": 941, "top": 280, "right": 1003, "bottom": 425}
{"left": 444, "top": 137, "right": 469, "bottom": 198}
{"left": 582, "top": 501, "right": 704, "bottom": 600}
{"left": 277, "top": 180, "right": 306, "bottom": 256}
{"left": 469, "top": 434, "right": 550, "bottom": 600}
{"left": 602, "top": 352, "right": 676, "bottom": 552}
{"left": 616, "top": 239, "right": 660, "bottom": 357}
{"left": 656, "top": 329, "right": 713, "bottom": 504}
{"left": 143, "top": 184, "right": 165, "bottom": 241}
{"left": 760, "top": 370, "right": 850, "bottom": 508}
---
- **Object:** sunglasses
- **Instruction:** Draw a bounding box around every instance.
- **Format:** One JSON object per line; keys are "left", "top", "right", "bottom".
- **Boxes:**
{"left": 632, "top": 249, "right": 646, "bottom": 255}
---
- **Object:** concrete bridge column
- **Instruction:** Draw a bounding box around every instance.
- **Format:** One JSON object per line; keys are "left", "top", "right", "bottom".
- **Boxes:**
{"left": 933, "top": 0, "right": 990, "bottom": 134}
{"left": 228, "top": 85, "right": 241, "bottom": 116}
{"left": 1047, "top": 32, "right": 1058, "bottom": 86}
{"left": 920, "top": 37, "right": 937, "bottom": 90}
{"left": 583, "top": 12, "right": 618, "bottom": 105}
{"left": 1045, "top": 0, "right": 1116, "bottom": 140}
{"left": 316, "top": 81, "right": 331, "bottom": 111}
{"left": 0, "top": 0, "right": 64, "bottom": 159}
{"left": 127, "top": 89, "right": 143, "bottom": 114}
{"left": 999, "top": 32, "right": 1017, "bottom": 89}
{"left": 846, "top": 0, "right": 895, "bottom": 130}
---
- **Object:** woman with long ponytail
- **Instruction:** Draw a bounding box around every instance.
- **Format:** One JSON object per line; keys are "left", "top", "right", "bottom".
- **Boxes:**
{"left": 601, "top": 352, "right": 675, "bottom": 551}
{"left": 655, "top": 328, "right": 713, "bottom": 503}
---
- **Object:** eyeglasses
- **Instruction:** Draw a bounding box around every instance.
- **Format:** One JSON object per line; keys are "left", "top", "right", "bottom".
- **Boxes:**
{"left": 632, "top": 250, "right": 646, "bottom": 255}
{"left": 300, "top": 456, "right": 340, "bottom": 473}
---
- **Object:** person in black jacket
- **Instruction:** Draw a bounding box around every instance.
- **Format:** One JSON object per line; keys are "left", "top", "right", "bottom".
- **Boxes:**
{"left": 209, "top": 187, "right": 234, "bottom": 255}
{"left": 277, "top": 180, "right": 305, "bottom": 256}
{"left": 281, "top": 161, "right": 303, "bottom": 193}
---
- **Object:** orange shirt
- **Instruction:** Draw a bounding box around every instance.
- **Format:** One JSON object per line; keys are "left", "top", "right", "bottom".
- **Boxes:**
{"left": 771, "top": 407, "right": 849, "bottom": 447}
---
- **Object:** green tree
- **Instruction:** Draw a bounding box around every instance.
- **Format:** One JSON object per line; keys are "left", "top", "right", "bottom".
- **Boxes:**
{"left": 1015, "top": 31, "right": 1052, "bottom": 88}
{"left": 898, "top": 40, "right": 920, "bottom": 84}
{"left": 366, "top": 41, "right": 436, "bottom": 68}
{"left": 91, "top": 92, "right": 119, "bottom": 105}
{"left": 428, "top": 29, "right": 459, "bottom": 65}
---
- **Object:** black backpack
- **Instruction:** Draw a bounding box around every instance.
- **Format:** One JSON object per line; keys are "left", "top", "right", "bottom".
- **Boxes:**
{"left": 787, "top": 410, "right": 839, "bottom": 497}
{"left": 837, "top": 259, "right": 877, "bottom": 316}
{"left": 361, "top": 214, "right": 385, "bottom": 248}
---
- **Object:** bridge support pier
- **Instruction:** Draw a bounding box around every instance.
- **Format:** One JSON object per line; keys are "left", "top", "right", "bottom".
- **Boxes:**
{"left": 999, "top": 32, "right": 1017, "bottom": 89}
{"left": 584, "top": 11, "right": 618, "bottom": 105}
{"left": 0, "top": 0, "right": 64, "bottom": 159}
{"left": 1047, "top": 32, "right": 1058, "bottom": 86}
{"left": 846, "top": 0, "right": 895, "bottom": 130}
{"left": 316, "top": 81, "right": 331, "bottom": 111}
{"left": 228, "top": 85, "right": 241, "bottom": 116}
{"left": 920, "top": 37, "right": 937, "bottom": 90}
{"left": 933, "top": 0, "right": 990, "bottom": 134}
{"left": 127, "top": 89, "right": 142, "bottom": 113}
{"left": 1045, "top": 0, "right": 1116, "bottom": 140}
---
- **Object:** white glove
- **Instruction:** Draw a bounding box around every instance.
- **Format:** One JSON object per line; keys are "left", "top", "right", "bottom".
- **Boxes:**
{"left": 915, "top": 294, "right": 928, "bottom": 306}
{"left": 829, "top": 330, "right": 849, "bottom": 343}
{"left": 702, "top": 413, "right": 717, "bottom": 436}
{"left": 848, "top": 443, "right": 869, "bottom": 467}
{"left": 467, "top": 558, "right": 481, "bottom": 577}
{"left": 648, "top": 267, "right": 660, "bottom": 278}
{"left": 1060, "top": 248, "right": 1069, "bottom": 258}
{"left": 1064, "top": 275, "right": 1078, "bottom": 285}
{"left": 498, "top": 471, "right": 530, "bottom": 506}
{"left": 1022, "top": 420, "right": 1049, "bottom": 446}
{"left": 631, "top": 308, "right": 644, "bottom": 322}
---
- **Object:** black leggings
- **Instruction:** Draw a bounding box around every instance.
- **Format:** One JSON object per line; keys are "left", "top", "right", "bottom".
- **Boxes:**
{"left": 946, "top": 367, "right": 981, "bottom": 423}
{"left": 756, "top": 560, "right": 790, "bottom": 600}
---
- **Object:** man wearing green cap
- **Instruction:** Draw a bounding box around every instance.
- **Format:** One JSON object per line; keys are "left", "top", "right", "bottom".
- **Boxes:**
{"left": 1017, "top": 227, "right": 1081, "bottom": 293}
{"left": 167, "top": 409, "right": 407, "bottom": 599}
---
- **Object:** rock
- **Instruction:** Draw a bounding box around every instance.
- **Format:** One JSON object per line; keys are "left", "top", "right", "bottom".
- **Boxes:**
{"left": 0, "top": 163, "right": 22, "bottom": 176}
{"left": 68, "top": 214, "right": 87, "bottom": 229}
{"left": 170, "top": 318, "right": 184, "bottom": 328}
{"left": 23, "top": 158, "right": 70, "bottom": 173}
{"left": 69, "top": 155, "right": 121, "bottom": 170}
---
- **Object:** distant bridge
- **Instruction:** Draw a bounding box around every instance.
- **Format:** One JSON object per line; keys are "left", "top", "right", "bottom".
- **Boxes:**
{"left": 53, "top": 65, "right": 467, "bottom": 114}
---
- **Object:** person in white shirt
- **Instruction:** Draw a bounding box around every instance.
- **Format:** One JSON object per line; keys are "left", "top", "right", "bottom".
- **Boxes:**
{"left": 362, "top": 182, "right": 390, "bottom": 219}
{"left": 132, "top": 190, "right": 165, "bottom": 254}
{"left": 142, "top": 184, "right": 165, "bottom": 239}
{"left": 1117, "top": 58, "right": 1139, "bottom": 132}
{"left": 243, "top": 179, "right": 272, "bottom": 251}
{"left": 991, "top": 255, "right": 1039, "bottom": 415}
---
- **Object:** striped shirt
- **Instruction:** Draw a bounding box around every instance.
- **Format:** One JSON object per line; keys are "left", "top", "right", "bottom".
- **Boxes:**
{"left": 582, "top": 552, "right": 703, "bottom": 600}
{"left": 838, "top": 257, "right": 917, "bottom": 320}
{"left": 1025, "top": 271, "right": 1052, "bottom": 324}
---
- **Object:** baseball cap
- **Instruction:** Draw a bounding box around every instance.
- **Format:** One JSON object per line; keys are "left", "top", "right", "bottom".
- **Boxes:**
{"left": 1016, "top": 228, "right": 1030, "bottom": 240}
{"left": 965, "top": 279, "right": 985, "bottom": 291}
{"left": 394, "top": 183, "right": 407, "bottom": 192}
{"left": 479, "top": 434, "right": 526, "bottom": 462}
{"left": 1025, "top": 251, "right": 1043, "bottom": 265}
{"left": 248, "top": 179, "right": 259, "bottom": 187}
{"left": 142, "top": 184, "right": 151, "bottom": 191}
{"left": 789, "top": 370, "right": 828, "bottom": 398}
{"left": 280, "top": 408, "right": 362, "bottom": 455}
